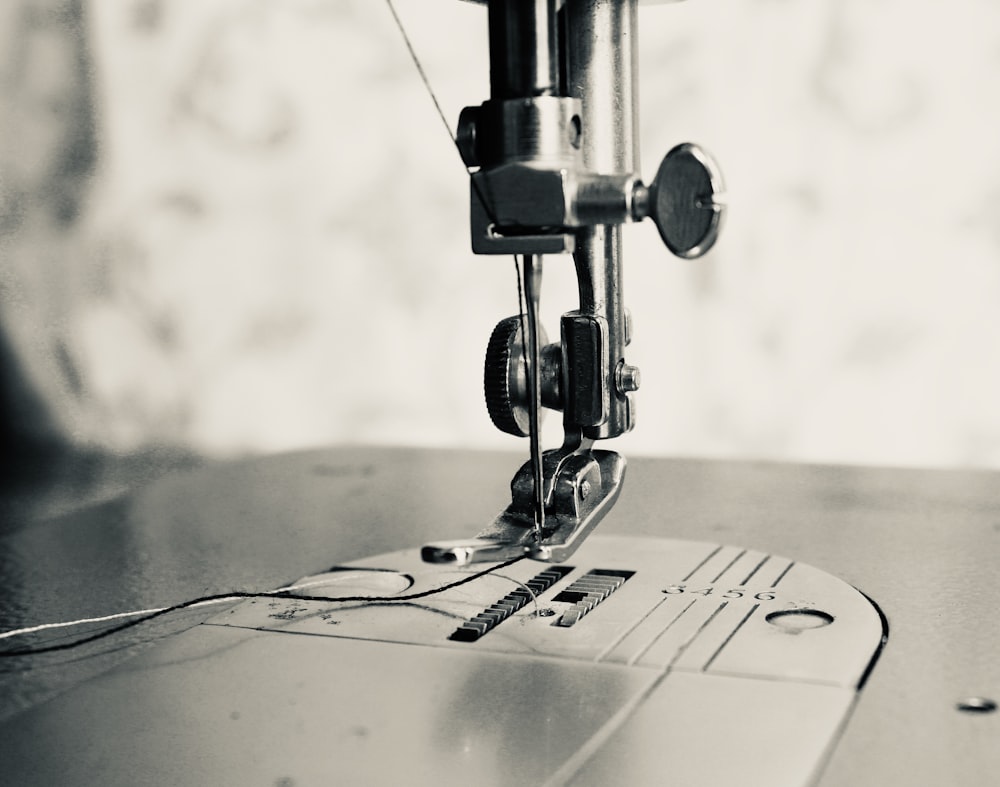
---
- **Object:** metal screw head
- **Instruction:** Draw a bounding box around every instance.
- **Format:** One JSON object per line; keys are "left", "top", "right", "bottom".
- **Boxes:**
{"left": 579, "top": 480, "right": 592, "bottom": 500}
{"left": 617, "top": 364, "right": 641, "bottom": 394}
{"left": 456, "top": 106, "right": 480, "bottom": 167}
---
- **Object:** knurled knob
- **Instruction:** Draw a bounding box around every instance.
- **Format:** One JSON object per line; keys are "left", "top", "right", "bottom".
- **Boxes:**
{"left": 484, "top": 316, "right": 531, "bottom": 437}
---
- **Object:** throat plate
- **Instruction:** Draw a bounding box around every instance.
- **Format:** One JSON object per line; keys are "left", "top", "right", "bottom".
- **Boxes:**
{"left": 1, "top": 536, "right": 886, "bottom": 787}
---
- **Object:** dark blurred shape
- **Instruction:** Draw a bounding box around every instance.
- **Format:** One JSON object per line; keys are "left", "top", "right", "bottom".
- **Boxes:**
{"left": 0, "top": 326, "right": 65, "bottom": 484}
{"left": 0, "top": 0, "right": 97, "bottom": 482}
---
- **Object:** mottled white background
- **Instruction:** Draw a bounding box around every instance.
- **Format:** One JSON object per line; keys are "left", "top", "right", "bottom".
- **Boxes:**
{"left": 4, "top": 0, "right": 1000, "bottom": 468}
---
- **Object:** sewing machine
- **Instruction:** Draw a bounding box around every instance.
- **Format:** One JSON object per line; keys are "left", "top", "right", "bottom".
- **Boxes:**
{"left": 422, "top": 0, "right": 724, "bottom": 566}
{"left": 0, "top": 2, "right": 996, "bottom": 786}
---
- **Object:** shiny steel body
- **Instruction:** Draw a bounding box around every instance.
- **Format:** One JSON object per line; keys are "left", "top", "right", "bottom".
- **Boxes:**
{"left": 429, "top": 0, "right": 725, "bottom": 565}
{"left": 1, "top": 448, "right": 997, "bottom": 785}
{"left": 0, "top": 1, "right": 994, "bottom": 784}
{"left": 1, "top": 531, "right": 885, "bottom": 786}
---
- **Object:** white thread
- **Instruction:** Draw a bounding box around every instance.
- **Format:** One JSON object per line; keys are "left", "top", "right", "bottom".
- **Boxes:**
{"left": 0, "top": 606, "right": 174, "bottom": 640}
{"left": 491, "top": 572, "right": 541, "bottom": 618}
{"left": 0, "top": 576, "right": 356, "bottom": 641}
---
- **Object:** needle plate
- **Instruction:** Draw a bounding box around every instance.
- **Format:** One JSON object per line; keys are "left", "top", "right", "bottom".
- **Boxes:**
{"left": 0, "top": 536, "right": 886, "bottom": 787}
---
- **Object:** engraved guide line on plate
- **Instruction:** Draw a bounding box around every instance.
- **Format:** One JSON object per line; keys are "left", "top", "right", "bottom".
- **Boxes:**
{"left": 621, "top": 598, "right": 698, "bottom": 667}
{"left": 542, "top": 601, "right": 730, "bottom": 787}
{"left": 701, "top": 603, "right": 760, "bottom": 672}
{"left": 771, "top": 560, "right": 796, "bottom": 587}
{"left": 681, "top": 544, "right": 724, "bottom": 582}
{"left": 739, "top": 554, "right": 771, "bottom": 585}
{"left": 710, "top": 549, "right": 748, "bottom": 583}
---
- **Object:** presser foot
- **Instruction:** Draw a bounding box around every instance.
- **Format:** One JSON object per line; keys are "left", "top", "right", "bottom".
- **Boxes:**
{"left": 421, "top": 449, "right": 626, "bottom": 566}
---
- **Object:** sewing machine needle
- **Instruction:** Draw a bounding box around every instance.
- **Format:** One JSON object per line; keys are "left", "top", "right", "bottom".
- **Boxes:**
{"left": 522, "top": 254, "right": 545, "bottom": 540}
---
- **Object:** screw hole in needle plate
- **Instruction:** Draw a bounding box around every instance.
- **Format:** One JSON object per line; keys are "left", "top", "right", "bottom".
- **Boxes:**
{"left": 765, "top": 609, "right": 834, "bottom": 631}
{"left": 956, "top": 697, "right": 997, "bottom": 714}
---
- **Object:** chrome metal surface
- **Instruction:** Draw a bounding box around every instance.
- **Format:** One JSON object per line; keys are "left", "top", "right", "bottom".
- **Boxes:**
{"left": 488, "top": 0, "right": 561, "bottom": 99}
{"left": 616, "top": 362, "right": 641, "bottom": 394}
{"left": 562, "top": 0, "right": 638, "bottom": 442}
{"left": 570, "top": 226, "right": 631, "bottom": 438}
{"left": 423, "top": 446, "right": 625, "bottom": 565}
{"left": 450, "top": 0, "right": 662, "bottom": 562}
{"left": 566, "top": 0, "right": 640, "bottom": 175}
{"left": 421, "top": 536, "right": 535, "bottom": 564}
{"left": 0, "top": 533, "right": 886, "bottom": 787}
{"left": 1, "top": 448, "right": 998, "bottom": 785}
{"left": 463, "top": 0, "right": 723, "bottom": 561}
{"left": 471, "top": 95, "right": 583, "bottom": 166}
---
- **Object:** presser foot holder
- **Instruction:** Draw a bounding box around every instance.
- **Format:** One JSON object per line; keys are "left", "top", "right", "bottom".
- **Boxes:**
{"left": 422, "top": 450, "right": 626, "bottom": 565}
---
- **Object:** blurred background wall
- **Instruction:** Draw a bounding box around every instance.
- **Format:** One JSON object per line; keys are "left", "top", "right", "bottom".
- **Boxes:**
{"left": 3, "top": 0, "right": 1000, "bottom": 469}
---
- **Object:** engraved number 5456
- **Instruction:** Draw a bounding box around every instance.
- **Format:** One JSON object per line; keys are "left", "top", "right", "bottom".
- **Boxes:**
{"left": 661, "top": 585, "right": 776, "bottom": 601}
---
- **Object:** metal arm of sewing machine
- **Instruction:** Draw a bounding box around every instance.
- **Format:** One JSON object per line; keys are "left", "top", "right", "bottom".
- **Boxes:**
{"left": 423, "top": 0, "right": 724, "bottom": 566}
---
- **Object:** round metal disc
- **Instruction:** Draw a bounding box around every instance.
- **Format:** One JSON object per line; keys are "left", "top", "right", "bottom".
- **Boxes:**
{"left": 649, "top": 142, "right": 725, "bottom": 259}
